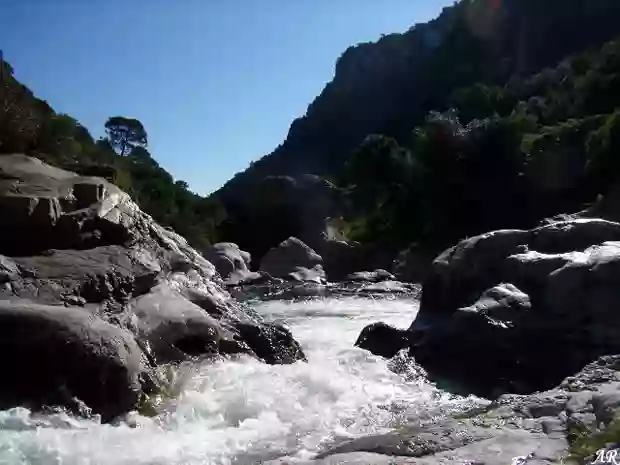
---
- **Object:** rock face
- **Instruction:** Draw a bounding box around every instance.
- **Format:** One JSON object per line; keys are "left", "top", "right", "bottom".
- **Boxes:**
{"left": 204, "top": 242, "right": 266, "bottom": 286}
{"left": 392, "top": 245, "right": 436, "bottom": 283}
{"left": 0, "top": 299, "right": 143, "bottom": 421}
{"left": 259, "top": 237, "right": 326, "bottom": 283}
{"left": 408, "top": 218, "right": 620, "bottom": 396}
{"left": 0, "top": 154, "right": 305, "bottom": 419}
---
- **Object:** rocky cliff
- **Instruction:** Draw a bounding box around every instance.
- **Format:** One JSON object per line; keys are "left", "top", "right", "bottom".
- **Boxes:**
{"left": 0, "top": 154, "right": 304, "bottom": 420}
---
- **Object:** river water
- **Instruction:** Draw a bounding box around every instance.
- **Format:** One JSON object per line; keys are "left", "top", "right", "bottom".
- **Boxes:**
{"left": 0, "top": 294, "right": 484, "bottom": 465}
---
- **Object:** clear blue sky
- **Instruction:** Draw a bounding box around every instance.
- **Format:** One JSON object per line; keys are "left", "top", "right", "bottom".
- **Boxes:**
{"left": 1, "top": 0, "right": 454, "bottom": 195}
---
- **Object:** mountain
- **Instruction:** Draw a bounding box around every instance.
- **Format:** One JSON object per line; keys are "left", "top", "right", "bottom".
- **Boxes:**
{"left": 216, "top": 0, "right": 620, "bottom": 261}
{"left": 219, "top": 0, "right": 620, "bottom": 199}
{"left": 3, "top": 0, "right": 620, "bottom": 267}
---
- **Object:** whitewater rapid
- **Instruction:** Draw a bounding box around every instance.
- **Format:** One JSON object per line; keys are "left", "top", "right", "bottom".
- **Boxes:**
{"left": 0, "top": 295, "right": 484, "bottom": 464}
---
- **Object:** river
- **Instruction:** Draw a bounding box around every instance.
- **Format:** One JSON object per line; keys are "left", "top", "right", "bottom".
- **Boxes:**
{"left": 0, "top": 294, "right": 484, "bottom": 464}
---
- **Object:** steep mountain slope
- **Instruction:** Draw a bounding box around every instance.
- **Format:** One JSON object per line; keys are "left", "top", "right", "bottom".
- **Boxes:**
{"left": 218, "top": 0, "right": 620, "bottom": 204}
{"left": 216, "top": 0, "right": 620, "bottom": 264}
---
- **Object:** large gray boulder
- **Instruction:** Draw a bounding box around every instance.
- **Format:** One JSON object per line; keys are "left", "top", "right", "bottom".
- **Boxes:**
{"left": 260, "top": 237, "right": 326, "bottom": 283}
{"left": 0, "top": 155, "right": 305, "bottom": 418}
{"left": 128, "top": 283, "right": 249, "bottom": 363}
{"left": 0, "top": 299, "right": 143, "bottom": 421}
{"left": 129, "top": 283, "right": 305, "bottom": 365}
{"left": 204, "top": 242, "right": 267, "bottom": 286}
{"left": 406, "top": 218, "right": 620, "bottom": 396}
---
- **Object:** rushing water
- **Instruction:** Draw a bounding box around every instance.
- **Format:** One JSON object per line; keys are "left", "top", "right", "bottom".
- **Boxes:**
{"left": 0, "top": 295, "right": 484, "bottom": 465}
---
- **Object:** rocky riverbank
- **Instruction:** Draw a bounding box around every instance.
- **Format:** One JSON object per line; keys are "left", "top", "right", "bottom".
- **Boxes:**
{"left": 0, "top": 154, "right": 305, "bottom": 420}
{"left": 4, "top": 154, "right": 620, "bottom": 464}
{"left": 268, "top": 354, "right": 620, "bottom": 464}
{"left": 348, "top": 210, "right": 620, "bottom": 464}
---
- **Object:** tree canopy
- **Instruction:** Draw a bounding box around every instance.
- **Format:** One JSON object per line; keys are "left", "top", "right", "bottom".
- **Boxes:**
{"left": 104, "top": 116, "right": 148, "bottom": 156}
{"left": 341, "top": 34, "right": 620, "bottom": 253}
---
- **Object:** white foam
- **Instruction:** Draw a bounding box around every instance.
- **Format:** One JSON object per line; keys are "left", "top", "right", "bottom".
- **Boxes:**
{"left": 0, "top": 296, "right": 484, "bottom": 465}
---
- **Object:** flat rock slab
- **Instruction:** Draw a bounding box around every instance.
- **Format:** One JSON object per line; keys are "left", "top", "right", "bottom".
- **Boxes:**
{"left": 6, "top": 246, "right": 158, "bottom": 304}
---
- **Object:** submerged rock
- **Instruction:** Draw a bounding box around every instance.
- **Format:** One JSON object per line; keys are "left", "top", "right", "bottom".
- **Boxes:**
{"left": 355, "top": 322, "right": 409, "bottom": 358}
{"left": 235, "top": 322, "right": 307, "bottom": 364}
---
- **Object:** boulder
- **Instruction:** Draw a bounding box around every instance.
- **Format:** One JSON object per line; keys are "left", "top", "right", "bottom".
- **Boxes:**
{"left": 129, "top": 283, "right": 307, "bottom": 364}
{"left": 204, "top": 242, "right": 267, "bottom": 286}
{"left": 355, "top": 322, "right": 410, "bottom": 358}
{"left": 128, "top": 283, "right": 250, "bottom": 363}
{"left": 408, "top": 218, "right": 620, "bottom": 396}
{"left": 235, "top": 322, "right": 307, "bottom": 364}
{"left": 0, "top": 155, "right": 306, "bottom": 418}
{"left": 204, "top": 242, "right": 251, "bottom": 278}
{"left": 0, "top": 299, "right": 144, "bottom": 421}
{"left": 0, "top": 255, "right": 19, "bottom": 283}
{"left": 259, "top": 237, "right": 326, "bottom": 283}
{"left": 0, "top": 155, "right": 215, "bottom": 278}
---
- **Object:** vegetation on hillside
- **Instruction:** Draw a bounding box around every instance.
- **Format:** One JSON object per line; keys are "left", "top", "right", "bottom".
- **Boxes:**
{"left": 340, "top": 33, "right": 620, "bottom": 251}
{"left": 0, "top": 59, "right": 224, "bottom": 250}
{"left": 569, "top": 417, "right": 620, "bottom": 464}
{"left": 216, "top": 0, "right": 620, "bottom": 261}
{"left": 3, "top": 0, "right": 620, "bottom": 260}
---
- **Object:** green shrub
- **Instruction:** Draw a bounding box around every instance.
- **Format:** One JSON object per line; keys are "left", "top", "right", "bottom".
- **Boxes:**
{"left": 569, "top": 418, "right": 620, "bottom": 464}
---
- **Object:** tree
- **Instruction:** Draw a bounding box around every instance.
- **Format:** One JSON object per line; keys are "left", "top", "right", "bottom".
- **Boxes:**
{"left": 104, "top": 116, "right": 147, "bottom": 156}
{"left": 585, "top": 110, "right": 620, "bottom": 193}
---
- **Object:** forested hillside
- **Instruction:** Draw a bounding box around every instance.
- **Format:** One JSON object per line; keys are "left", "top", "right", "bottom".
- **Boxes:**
{"left": 217, "top": 0, "right": 620, "bottom": 259}
{"left": 3, "top": 0, "right": 620, "bottom": 262}
{"left": 341, "top": 20, "right": 620, "bottom": 251}
{"left": 0, "top": 59, "right": 225, "bottom": 250}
